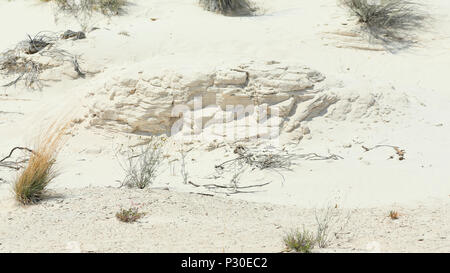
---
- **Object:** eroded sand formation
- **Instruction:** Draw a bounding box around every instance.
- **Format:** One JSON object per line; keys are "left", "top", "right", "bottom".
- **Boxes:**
{"left": 84, "top": 60, "right": 403, "bottom": 145}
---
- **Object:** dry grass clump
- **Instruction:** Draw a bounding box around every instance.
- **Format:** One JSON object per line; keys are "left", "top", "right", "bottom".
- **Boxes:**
{"left": 52, "top": 0, "right": 127, "bottom": 31}
{"left": 389, "top": 210, "right": 399, "bottom": 219}
{"left": 54, "top": 0, "right": 127, "bottom": 16}
{"left": 116, "top": 207, "right": 145, "bottom": 223}
{"left": 199, "top": 0, "right": 255, "bottom": 16}
{"left": 340, "top": 0, "right": 427, "bottom": 49}
{"left": 13, "top": 122, "right": 68, "bottom": 205}
{"left": 117, "top": 137, "right": 166, "bottom": 189}
{"left": 283, "top": 228, "right": 316, "bottom": 253}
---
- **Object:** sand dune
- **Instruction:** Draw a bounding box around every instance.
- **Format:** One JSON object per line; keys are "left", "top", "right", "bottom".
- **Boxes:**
{"left": 0, "top": 0, "right": 449, "bottom": 253}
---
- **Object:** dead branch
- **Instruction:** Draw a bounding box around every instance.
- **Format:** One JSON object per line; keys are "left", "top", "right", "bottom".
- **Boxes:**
{"left": 190, "top": 145, "right": 343, "bottom": 195}
{"left": 215, "top": 146, "right": 343, "bottom": 171}
{"left": 188, "top": 180, "right": 271, "bottom": 195}
{"left": 215, "top": 145, "right": 295, "bottom": 171}
{"left": 188, "top": 181, "right": 270, "bottom": 190}
{"left": 0, "top": 146, "right": 34, "bottom": 163}
{"left": 299, "top": 153, "right": 344, "bottom": 161}
{"left": 0, "top": 146, "right": 34, "bottom": 170}
{"left": 362, "top": 144, "right": 405, "bottom": 160}
{"left": 362, "top": 144, "right": 399, "bottom": 151}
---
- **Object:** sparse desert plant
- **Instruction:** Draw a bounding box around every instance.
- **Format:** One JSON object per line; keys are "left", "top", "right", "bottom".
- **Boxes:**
{"left": 179, "top": 149, "right": 189, "bottom": 184}
{"left": 199, "top": 0, "right": 255, "bottom": 16}
{"left": 116, "top": 207, "right": 145, "bottom": 223}
{"left": 97, "top": 0, "right": 126, "bottom": 15}
{"left": 117, "top": 137, "right": 165, "bottom": 189}
{"left": 13, "top": 122, "right": 68, "bottom": 205}
{"left": 314, "top": 205, "right": 353, "bottom": 248}
{"left": 340, "top": 0, "right": 427, "bottom": 48}
{"left": 389, "top": 210, "right": 399, "bottom": 219}
{"left": 0, "top": 32, "right": 84, "bottom": 89}
{"left": 53, "top": 0, "right": 127, "bottom": 31}
{"left": 54, "top": 0, "right": 126, "bottom": 15}
{"left": 283, "top": 228, "right": 316, "bottom": 253}
{"left": 315, "top": 209, "right": 332, "bottom": 248}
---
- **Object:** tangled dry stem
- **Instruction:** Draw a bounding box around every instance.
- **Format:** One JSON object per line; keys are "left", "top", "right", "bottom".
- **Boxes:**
{"left": 341, "top": 0, "right": 428, "bottom": 50}
{"left": 189, "top": 145, "right": 343, "bottom": 195}
{"left": 116, "top": 137, "right": 165, "bottom": 189}
{"left": 0, "top": 147, "right": 34, "bottom": 170}
{"left": 0, "top": 31, "right": 85, "bottom": 89}
{"left": 199, "top": 0, "right": 256, "bottom": 16}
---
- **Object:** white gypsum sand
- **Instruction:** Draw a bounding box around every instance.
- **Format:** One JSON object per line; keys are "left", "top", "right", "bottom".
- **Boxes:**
{"left": 0, "top": 0, "right": 449, "bottom": 252}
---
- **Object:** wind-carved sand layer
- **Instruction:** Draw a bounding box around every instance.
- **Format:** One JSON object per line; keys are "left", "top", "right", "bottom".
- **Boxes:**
{"left": 84, "top": 60, "right": 401, "bottom": 144}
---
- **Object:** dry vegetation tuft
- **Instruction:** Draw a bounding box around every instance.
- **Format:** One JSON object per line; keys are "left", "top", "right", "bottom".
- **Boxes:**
{"left": 116, "top": 207, "right": 145, "bottom": 223}
{"left": 389, "top": 210, "right": 399, "bottom": 219}
{"left": 54, "top": 0, "right": 127, "bottom": 16}
{"left": 117, "top": 137, "right": 166, "bottom": 189}
{"left": 0, "top": 32, "right": 84, "bottom": 89}
{"left": 51, "top": 0, "right": 127, "bottom": 31}
{"left": 13, "top": 122, "right": 68, "bottom": 205}
{"left": 199, "top": 0, "right": 256, "bottom": 16}
{"left": 340, "top": 0, "right": 427, "bottom": 49}
{"left": 283, "top": 228, "right": 316, "bottom": 253}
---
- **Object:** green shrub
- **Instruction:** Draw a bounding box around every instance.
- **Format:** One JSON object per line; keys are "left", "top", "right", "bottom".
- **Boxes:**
{"left": 116, "top": 207, "right": 145, "bottom": 223}
{"left": 283, "top": 228, "right": 316, "bottom": 253}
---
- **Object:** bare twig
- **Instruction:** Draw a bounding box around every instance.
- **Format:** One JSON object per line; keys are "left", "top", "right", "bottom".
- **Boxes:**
{"left": 179, "top": 150, "right": 189, "bottom": 184}
{"left": 188, "top": 180, "right": 270, "bottom": 189}
{"left": 0, "top": 146, "right": 34, "bottom": 170}
{"left": 0, "top": 146, "right": 34, "bottom": 163}
{"left": 299, "top": 153, "right": 344, "bottom": 161}
{"left": 215, "top": 145, "right": 295, "bottom": 171}
{"left": 362, "top": 144, "right": 405, "bottom": 160}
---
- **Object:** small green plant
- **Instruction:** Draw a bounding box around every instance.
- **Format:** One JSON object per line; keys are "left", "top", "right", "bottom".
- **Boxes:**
{"left": 283, "top": 228, "right": 316, "bottom": 253}
{"left": 116, "top": 207, "right": 145, "bottom": 223}
{"left": 199, "top": 0, "right": 255, "bottom": 16}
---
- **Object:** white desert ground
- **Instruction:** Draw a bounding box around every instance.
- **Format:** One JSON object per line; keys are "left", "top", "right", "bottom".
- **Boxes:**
{"left": 0, "top": 0, "right": 449, "bottom": 253}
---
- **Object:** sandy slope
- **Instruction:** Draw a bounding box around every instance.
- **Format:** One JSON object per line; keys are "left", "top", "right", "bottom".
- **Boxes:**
{"left": 0, "top": 187, "right": 449, "bottom": 253}
{"left": 0, "top": 0, "right": 449, "bottom": 252}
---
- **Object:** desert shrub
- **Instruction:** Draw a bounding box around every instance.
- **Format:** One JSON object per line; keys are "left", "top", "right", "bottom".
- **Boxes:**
{"left": 0, "top": 32, "right": 84, "bottom": 89}
{"left": 52, "top": 0, "right": 127, "bottom": 31}
{"left": 199, "top": 0, "right": 255, "bottom": 16}
{"left": 54, "top": 0, "right": 126, "bottom": 15}
{"left": 116, "top": 207, "right": 145, "bottom": 223}
{"left": 13, "top": 122, "right": 67, "bottom": 205}
{"left": 340, "top": 0, "right": 427, "bottom": 47}
{"left": 117, "top": 137, "right": 165, "bottom": 189}
{"left": 97, "top": 0, "right": 126, "bottom": 15}
{"left": 283, "top": 228, "right": 316, "bottom": 253}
